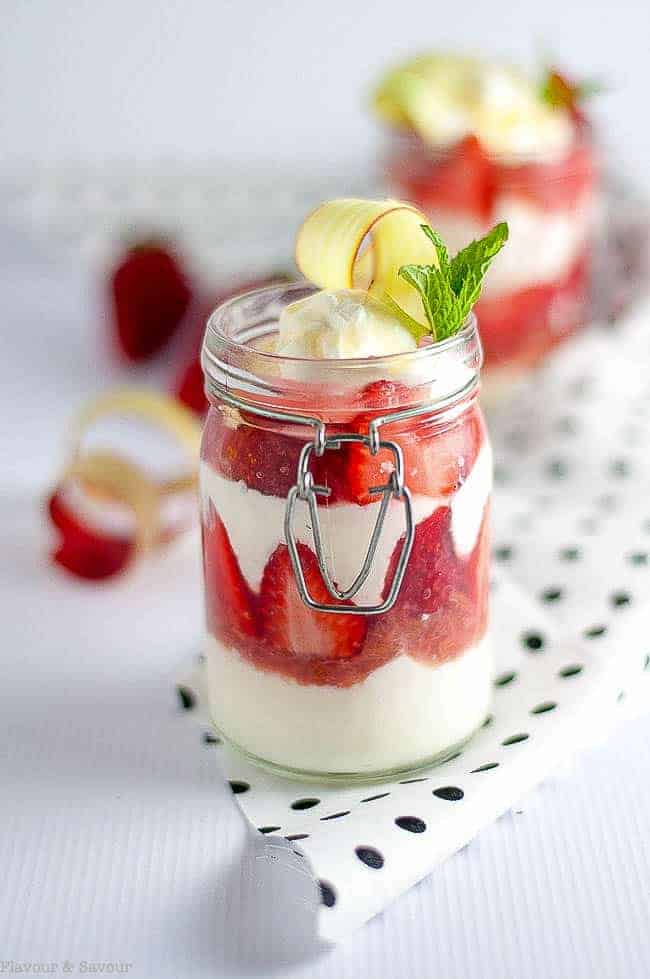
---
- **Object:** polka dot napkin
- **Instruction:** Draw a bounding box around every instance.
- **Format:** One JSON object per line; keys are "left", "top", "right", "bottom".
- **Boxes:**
{"left": 177, "top": 301, "right": 650, "bottom": 944}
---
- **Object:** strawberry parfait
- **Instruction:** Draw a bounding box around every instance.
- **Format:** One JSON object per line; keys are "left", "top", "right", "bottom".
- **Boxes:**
{"left": 373, "top": 54, "right": 599, "bottom": 393}
{"left": 199, "top": 199, "right": 506, "bottom": 780}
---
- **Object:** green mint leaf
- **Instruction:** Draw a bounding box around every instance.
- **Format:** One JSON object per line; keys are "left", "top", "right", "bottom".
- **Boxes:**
{"left": 393, "top": 222, "right": 509, "bottom": 342}
{"left": 381, "top": 292, "right": 431, "bottom": 343}
{"left": 417, "top": 224, "right": 449, "bottom": 271}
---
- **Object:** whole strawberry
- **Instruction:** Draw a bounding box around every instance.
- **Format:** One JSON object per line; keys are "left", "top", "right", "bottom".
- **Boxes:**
{"left": 110, "top": 240, "right": 192, "bottom": 362}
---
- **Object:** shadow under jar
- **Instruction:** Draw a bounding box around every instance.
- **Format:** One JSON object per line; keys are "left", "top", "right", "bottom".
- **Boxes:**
{"left": 200, "top": 282, "right": 493, "bottom": 782}
{"left": 383, "top": 130, "right": 599, "bottom": 395}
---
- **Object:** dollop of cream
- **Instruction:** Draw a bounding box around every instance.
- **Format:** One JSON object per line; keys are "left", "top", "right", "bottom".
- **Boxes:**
{"left": 376, "top": 54, "right": 574, "bottom": 160}
{"left": 275, "top": 289, "right": 417, "bottom": 360}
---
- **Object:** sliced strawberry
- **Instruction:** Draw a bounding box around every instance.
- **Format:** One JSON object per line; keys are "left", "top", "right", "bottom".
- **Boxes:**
{"left": 48, "top": 489, "right": 133, "bottom": 580}
{"left": 258, "top": 542, "right": 367, "bottom": 661}
{"left": 346, "top": 387, "right": 484, "bottom": 504}
{"left": 393, "top": 136, "right": 494, "bottom": 222}
{"left": 202, "top": 505, "right": 257, "bottom": 644}
{"left": 367, "top": 504, "right": 490, "bottom": 665}
{"left": 110, "top": 241, "right": 192, "bottom": 362}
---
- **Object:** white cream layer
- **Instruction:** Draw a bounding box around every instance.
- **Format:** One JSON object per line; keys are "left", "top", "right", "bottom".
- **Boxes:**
{"left": 200, "top": 440, "right": 491, "bottom": 606}
{"left": 206, "top": 633, "right": 493, "bottom": 774}
{"left": 419, "top": 194, "right": 593, "bottom": 299}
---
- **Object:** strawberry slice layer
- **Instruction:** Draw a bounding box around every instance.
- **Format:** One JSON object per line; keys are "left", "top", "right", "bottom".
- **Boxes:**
{"left": 258, "top": 542, "right": 367, "bottom": 660}
{"left": 347, "top": 386, "right": 484, "bottom": 504}
{"left": 202, "top": 504, "right": 258, "bottom": 645}
{"left": 367, "top": 503, "right": 490, "bottom": 666}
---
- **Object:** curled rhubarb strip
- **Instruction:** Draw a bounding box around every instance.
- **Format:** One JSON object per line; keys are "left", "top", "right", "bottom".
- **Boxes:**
{"left": 48, "top": 389, "right": 201, "bottom": 581}
{"left": 294, "top": 198, "right": 437, "bottom": 320}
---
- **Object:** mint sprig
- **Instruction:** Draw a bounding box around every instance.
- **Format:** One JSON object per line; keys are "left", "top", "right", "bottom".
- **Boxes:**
{"left": 394, "top": 222, "right": 508, "bottom": 341}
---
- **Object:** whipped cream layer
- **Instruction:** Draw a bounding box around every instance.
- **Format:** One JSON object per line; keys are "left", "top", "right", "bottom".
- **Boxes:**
{"left": 428, "top": 194, "right": 593, "bottom": 298}
{"left": 200, "top": 439, "right": 491, "bottom": 605}
{"left": 206, "top": 633, "right": 493, "bottom": 774}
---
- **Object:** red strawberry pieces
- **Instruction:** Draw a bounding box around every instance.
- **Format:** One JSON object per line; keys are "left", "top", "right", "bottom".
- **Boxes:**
{"left": 495, "top": 140, "right": 595, "bottom": 212}
{"left": 202, "top": 505, "right": 257, "bottom": 645}
{"left": 110, "top": 241, "right": 191, "bottom": 362}
{"left": 48, "top": 489, "right": 133, "bottom": 580}
{"left": 258, "top": 542, "right": 367, "bottom": 662}
{"left": 367, "top": 503, "right": 490, "bottom": 665}
{"left": 347, "top": 382, "right": 484, "bottom": 505}
{"left": 396, "top": 135, "right": 494, "bottom": 222}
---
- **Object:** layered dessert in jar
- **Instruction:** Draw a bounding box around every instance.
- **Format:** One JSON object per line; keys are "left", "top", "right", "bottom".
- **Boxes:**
{"left": 372, "top": 54, "right": 599, "bottom": 394}
{"left": 200, "top": 199, "right": 507, "bottom": 780}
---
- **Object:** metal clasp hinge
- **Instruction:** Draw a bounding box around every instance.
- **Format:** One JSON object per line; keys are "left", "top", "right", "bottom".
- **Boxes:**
{"left": 284, "top": 428, "right": 414, "bottom": 616}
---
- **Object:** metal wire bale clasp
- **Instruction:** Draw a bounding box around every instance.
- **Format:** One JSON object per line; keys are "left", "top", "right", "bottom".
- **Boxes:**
{"left": 284, "top": 423, "right": 414, "bottom": 616}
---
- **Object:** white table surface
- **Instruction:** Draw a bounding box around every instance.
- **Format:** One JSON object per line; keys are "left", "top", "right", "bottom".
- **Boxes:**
{"left": 2, "top": 224, "right": 650, "bottom": 979}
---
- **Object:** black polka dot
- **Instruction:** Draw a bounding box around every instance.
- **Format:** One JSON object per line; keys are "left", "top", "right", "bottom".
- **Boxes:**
{"left": 471, "top": 762, "right": 499, "bottom": 773}
{"left": 522, "top": 631, "right": 545, "bottom": 652}
{"left": 609, "top": 458, "right": 630, "bottom": 478}
{"left": 399, "top": 777, "right": 428, "bottom": 784}
{"left": 229, "top": 780, "right": 249, "bottom": 794}
{"left": 291, "top": 798, "right": 320, "bottom": 810}
{"left": 355, "top": 846, "right": 384, "bottom": 869}
{"left": 203, "top": 731, "right": 221, "bottom": 745}
{"left": 560, "top": 546, "right": 581, "bottom": 562}
{"left": 584, "top": 624, "right": 607, "bottom": 639}
{"left": 559, "top": 664, "right": 583, "bottom": 678}
{"left": 531, "top": 701, "right": 557, "bottom": 714}
{"left": 482, "top": 714, "right": 494, "bottom": 728}
{"left": 495, "top": 671, "right": 517, "bottom": 687}
{"left": 611, "top": 591, "right": 632, "bottom": 608}
{"left": 546, "top": 458, "right": 569, "bottom": 479}
{"left": 320, "top": 811, "right": 350, "bottom": 821}
{"left": 395, "top": 816, "right": 426, "bottom": 833}
{"left": 319, "top": 881, "right": 337, "bottom": 907}
{"left": 628, "top": 552, "right": 648, "bottom": 566}
{"left": 361, "top": 792, "right": 390, "bottom": 803}
{"left": 285, "top": 833, "right": 309, "bottom": 841}
{"left": 433, "top": 786, "right": 464, "bottom": 801}
{"left": 541, "top": 587, "right": 563, "bottom": 603}
{"left": 176, "top": 685, "right": 196, "bottom": 710}
{"left": 494, "top": 545, "right": 513, "bottom": 562}
{"left": 258, "top": 826, "right": 281, "bottom": 835}
{"left": 644, "top": 654, "right": 650, "bottom": 671}
{"left": 501, "top": 733, "right": 529, "bottom": 746}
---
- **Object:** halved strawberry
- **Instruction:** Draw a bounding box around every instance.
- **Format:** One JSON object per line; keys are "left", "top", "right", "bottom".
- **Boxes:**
{"left": 202, "top": 505, "right": 257, "bottom": 644}
{"left": 346, "top": 384, "right": 484, "bottom": 504}
{"left": 367, "top": 504, "right": 490, "bottom": 665}
{"left": 110, "top": 241, "right": 192, "bottom": 362}
{"left": 258, "top": 542, "right": 367, "bottom": 661}
{"left": 397, "top": 136, "right": 494, "bottom": 222}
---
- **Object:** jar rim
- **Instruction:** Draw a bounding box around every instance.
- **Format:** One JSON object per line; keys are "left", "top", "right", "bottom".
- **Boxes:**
{"left": 203, "top": 280, "right": 480, "bottom": 373}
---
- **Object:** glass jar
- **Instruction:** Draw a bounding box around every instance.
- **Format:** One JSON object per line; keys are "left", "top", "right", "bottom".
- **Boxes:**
{"left": 200, "top": 282, "right": 493, "bottom": 782}
{"left": 383, "top": 129, "right": 599, "bottom": 396}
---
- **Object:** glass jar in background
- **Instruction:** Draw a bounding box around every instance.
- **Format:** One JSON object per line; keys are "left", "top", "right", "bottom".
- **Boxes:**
{"left": 383, "top": 129, "right": 599, "bottom": 399}
{"left": 200, "top": 282, "right": 493, "bottom": 782}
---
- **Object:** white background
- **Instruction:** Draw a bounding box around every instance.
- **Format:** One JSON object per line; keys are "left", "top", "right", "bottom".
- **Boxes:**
{"left": 2, "top": 0, "right": 649, "bottom": 186}
{"left": 2, "top": 3, "right": 650, "bottom": 978}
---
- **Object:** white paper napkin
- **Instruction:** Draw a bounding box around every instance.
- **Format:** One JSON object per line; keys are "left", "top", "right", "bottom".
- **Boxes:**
{"left": 176, "top": 299, "right": 650, "bottom": 943}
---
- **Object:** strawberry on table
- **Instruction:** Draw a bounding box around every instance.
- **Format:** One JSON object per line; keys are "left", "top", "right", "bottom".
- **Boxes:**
{"left": 110, "top": 240, "right": 192, "bottom": 362}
